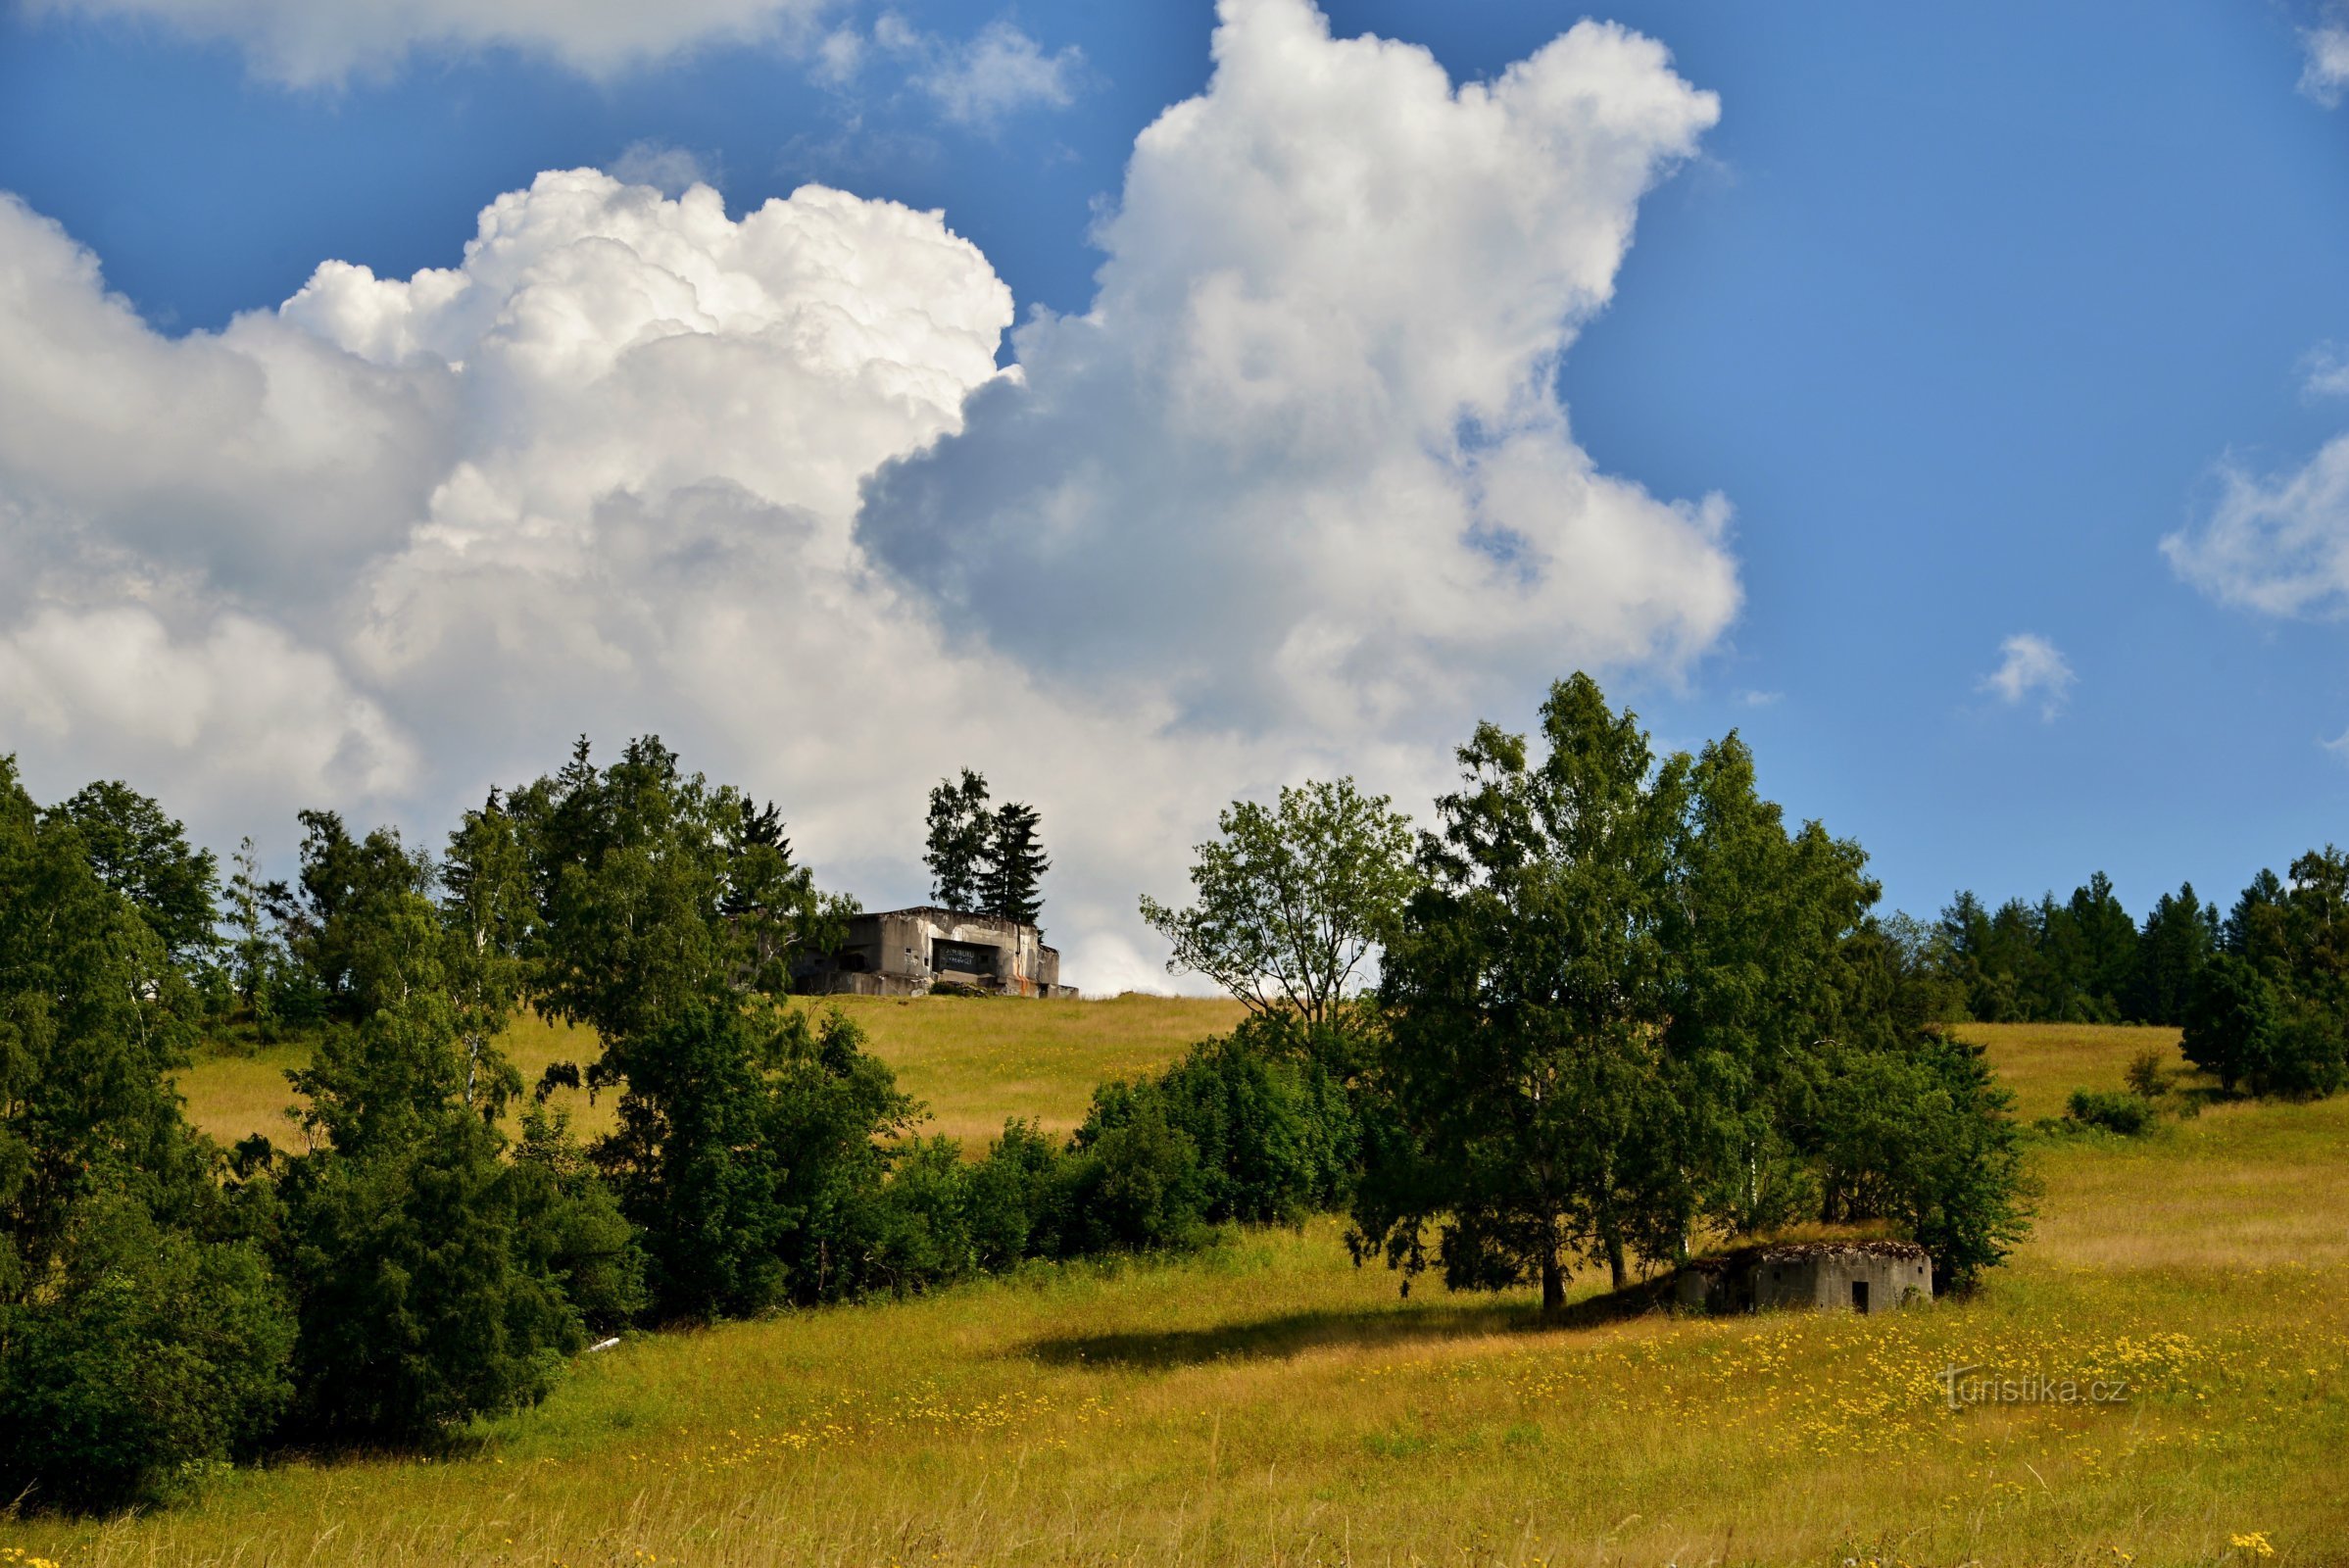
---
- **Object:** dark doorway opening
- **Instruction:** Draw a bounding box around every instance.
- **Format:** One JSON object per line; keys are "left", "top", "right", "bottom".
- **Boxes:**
{"left": 1851, "top": 1280, "right": 1870, "bottom": 1313}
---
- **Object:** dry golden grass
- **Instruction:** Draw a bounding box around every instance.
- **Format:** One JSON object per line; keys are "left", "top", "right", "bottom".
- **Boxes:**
{"left": 41, "top": 1015, "right": 2344, "bottom": 1567}
{"left": 812, "top": 992, "right": 1248, "bottom": 1143}
{"left": 1951, "top": 1020, "right": 2184, "bottom": 1123}
{"left": 173, "top": 993, "right": 1243, "bottom": 1152}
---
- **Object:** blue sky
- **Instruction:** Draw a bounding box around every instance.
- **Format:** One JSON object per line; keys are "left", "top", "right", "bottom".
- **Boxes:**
{"left": 2, "top": 0, "right": 2346, "bottom": 981}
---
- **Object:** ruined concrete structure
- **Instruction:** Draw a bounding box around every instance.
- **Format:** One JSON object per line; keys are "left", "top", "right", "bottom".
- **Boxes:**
{"left": 798, "top": 907, "right": 1076, "bottom": 998}
{"left": 1675, "top": 1240, "right": 1933, "bottom": 1316}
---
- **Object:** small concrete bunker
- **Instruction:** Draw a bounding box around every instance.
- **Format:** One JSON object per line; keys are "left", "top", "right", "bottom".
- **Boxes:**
{"left": 1675, "top": 1240, "right": 1933, "bottom": 1315}
{"left": 797, "top": 906, "right": 1077, "bottom": 998}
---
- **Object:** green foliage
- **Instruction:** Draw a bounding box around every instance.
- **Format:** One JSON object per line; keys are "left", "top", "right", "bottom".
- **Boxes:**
{"left": 0, "top": 759, "right": 294, "bottom": 1512}
{"left": 1080, "top": 1016, "right": 1358, "bottom": 1227}
{"left": 1357, "top": 675, "right": 1902, "bottom": 1305}
{"left": 2133, "top": 883, "right": 2219, "bottom": 1025}
{"left": 1060, "top": 1095, "right": 1213, "bottom": 1254}
{"left": 1140, "top": 777, "right": 1419, "bottom": 1029}
{"left": 2181, "top": 953, "right": 2278, "bottom": 1095}
{"left": 262, "top": 801, "right": 636, "bottom": 1440}
{"left": 925, "top": 769, "right": 993, "bottom": 911}
{"left": 274, "top": 1113, "right": 588, "bottom": 1440}
{"left": 0, "top": 757, "right": 208, "bottom": 1284}
{"left": 0, "top": 1198, "right": 293, "bottom": 1511}
{"left": 263, "top": 811, "right": 435, "bottom": 1024}
{"left": 980, "top": 800, "right": 1050, "bottom": 927}
{"left": 2124, "top": 1047, "right": 2172, "bottom": 1100}
{"left": 1817, "top": 1033, "right": 2033, "bottom": 1290}
{"left": 1933, "top": 872, "right": 2152, "bottom": 1024}
{"left": 40, "top": 780, "right": 220, "bottom": 973}
{"left": 1356, "top": 676, "right": 2032, "bottom": 1308}
{"left": 588, "top": 998, "right": 915, "bottom": 1317}
{"left": 2065, "top": 1088, "right": 2155, "bottom": 1137}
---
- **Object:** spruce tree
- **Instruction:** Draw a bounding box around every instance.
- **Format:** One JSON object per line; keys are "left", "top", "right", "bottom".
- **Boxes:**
{"left": 982, "top": 801, "right": 1050, "bottom": 926}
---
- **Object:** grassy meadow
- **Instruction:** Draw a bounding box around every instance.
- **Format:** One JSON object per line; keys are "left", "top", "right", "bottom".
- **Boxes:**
{"left": 25, "top": 1007, "right": 2347, "bottom": 1566}
{"left": 173, "top": 993, "right": 1250, "bottom": 1151}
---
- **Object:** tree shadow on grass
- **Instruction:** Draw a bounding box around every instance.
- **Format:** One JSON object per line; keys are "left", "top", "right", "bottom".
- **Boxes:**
{"left": 1020, "top": 1279, "right": 1670, "bottom": 1371}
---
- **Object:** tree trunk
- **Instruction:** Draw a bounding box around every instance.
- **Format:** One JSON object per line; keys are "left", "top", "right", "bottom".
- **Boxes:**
{"left": 1540, "top": 1250, "right": 1566, "bottom": 1316}
{"left": 1605, "top": 1234, "right": 1628, "bottom": 1292}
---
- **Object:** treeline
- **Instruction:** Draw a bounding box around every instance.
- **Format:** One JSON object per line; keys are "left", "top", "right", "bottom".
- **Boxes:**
{"left": 0, "top": 738, "right": 1308, "bottom": 1512}
{"left": 2, "top": 677, "right": 2076, "bottom": 1513}
{"left": 1927, "top": 856, "right": 2347, "bottom": 1095}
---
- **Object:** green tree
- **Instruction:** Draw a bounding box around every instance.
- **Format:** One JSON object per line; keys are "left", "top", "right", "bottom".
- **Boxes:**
{"left": 0, "top": 758, "right": 207, "bottom": 1278}
{"left": 2069, "top": 871, "right": 2139, "bottom": 1019}
{"left": 441, "top": 793, "right": 533, "bottom": 1112}
{"left": 587, "top": 998, "right": 914, "bottom": 1316}
{"left": 2132, "top": 882, "right": 2218, "bottom": 1025}
{"left": 0, "top": 1198, "right": 293, "bottom": 1510}
{"left": 720, "top": 797, "right": 854, "bottom": 995}
{"left": 2179, "top": 953, "right": 2276, "bottom": 1095}
{"left": 1140, "top": 778, "right": 1418, "bottom": 1032}
{"left": 265, "top": 810, "right": 434, "bottom": 1024}
{"left": 0, "top": 759, "right": 296, "bottom": 1509}
{"left": 924, "top": 769, "right": 993, "bottom": 911}
{"left": 224, "top": 836, "right": 285, "bottom": 1019}
{"left": 42, "top": 780, "right": 220, "bottom": 972}
{"left": 274, "top": 1114, "right": 589, "bottom": 1440}
{"left": 1815, "top": 1033, "right": 2032, "bottom": 1290}
{"left": 980, "top": 800, "right": 1049, "bottom": 926}
{"left": 1356, "top": 675, "right": 1688, "bottom": 1308}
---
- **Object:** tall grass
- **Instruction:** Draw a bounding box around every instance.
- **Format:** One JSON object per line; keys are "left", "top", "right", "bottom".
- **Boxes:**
{"left": 51, "top": 1015, "right": 2344, "bottom": 1566}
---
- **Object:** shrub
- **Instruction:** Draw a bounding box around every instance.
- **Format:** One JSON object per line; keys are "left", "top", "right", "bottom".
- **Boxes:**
{"left": 0, "top": 1200, "right": 294, "bottom": 1510}
{"left": 2066, "top": 1088, "right": 2154, "bottom": 1137}
{"left": 276, "top": 1114, "right": 587, "bottom": 1441}
{"left": 1071, "top": 1017, "right": 1361, "bottom": 1237}
{"left": 1060, "top": 1098, "right": 1213, "bottom": 1254}
{"left": 2123, "top": 1047, "right": 2171, "bottom": 1100}
{"left": 964, "top": 1119, "right": 1066, "bottom": 1270}
{"left": 1818, "top": 1032, "right": 2033, "bottom": 1292}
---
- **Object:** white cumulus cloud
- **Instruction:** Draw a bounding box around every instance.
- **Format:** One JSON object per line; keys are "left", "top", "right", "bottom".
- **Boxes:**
{"left": 1981, "top": 633, "right": 2076, "bottom": 719}
{"left": 0, "top": 0, "right": 1738, "bottom": 989}
{"left": 24, "top": 0, "right": 836, "bottom": 84}
{"left": 859, "top": 0, "right": 1737, "bottom": 739}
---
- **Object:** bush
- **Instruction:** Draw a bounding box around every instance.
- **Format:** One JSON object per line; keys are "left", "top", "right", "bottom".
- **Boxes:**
{"left": 1071, "top": 1017, "right": 1361, "bottom": 1234}
{"left": 1818, "top": 1032, "right": 2033, "bottom": 1292}
{"left": 0, "top": 1200, "right": 294, "bottom": 1510}
{"left": 2065, "top": 1088, "right": 2154, "bottom": 1137}
{"left": 2123, "top": 1047, "right": 2171, "bottom": 1100}
{"left": 1060, "top": 1097, "right": 1212, "bottom": 1254}
{"left": 276, "top": 1114, "right": 588, "bottom": 1441}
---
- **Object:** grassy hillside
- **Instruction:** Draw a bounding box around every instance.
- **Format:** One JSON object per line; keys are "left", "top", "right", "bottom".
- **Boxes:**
{"left": 36, "top": 1012, "right": 2345, "bottom": 1566}
{"left": 173, "top": 993, "right": 1250, "bottom": 1151}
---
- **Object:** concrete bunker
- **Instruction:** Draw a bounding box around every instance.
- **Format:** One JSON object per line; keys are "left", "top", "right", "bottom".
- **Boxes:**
{"left": 797, "top": 906, "right": 1077, "bottom": 998}
{"left": 1674, "top": 1240, "right": 1933, "bottom": 1315}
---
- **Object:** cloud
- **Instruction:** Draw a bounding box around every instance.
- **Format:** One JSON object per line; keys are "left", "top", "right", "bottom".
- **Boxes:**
{"left": 2304, "top": 343, "right": 2349, "bottom": 398}
{"left": 2163, "top": 437, "right": 2349, "bottom": 617}
{"left": 872, "top": 14, "right": 1084, "bottom": 126}
{"left": 859, "top": 0, "right": 1736, "bottom": 739}
{"left": 23, "top": 0, "right": 834, "bottom": 84}
{"left": 0, "top": 0, "right": 1734, "bottom": 989}
{"left": 609, "top": 142, "right": 713, "bottom": 197}
{"left": 2302, "top": 24, "right": 2349, "bottom": 107}
{"left": 0, "top": 605, "right": 417, "bottom": 816}
{"left": 1981, "top": 633, "right": 2077, "bottom": 719}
